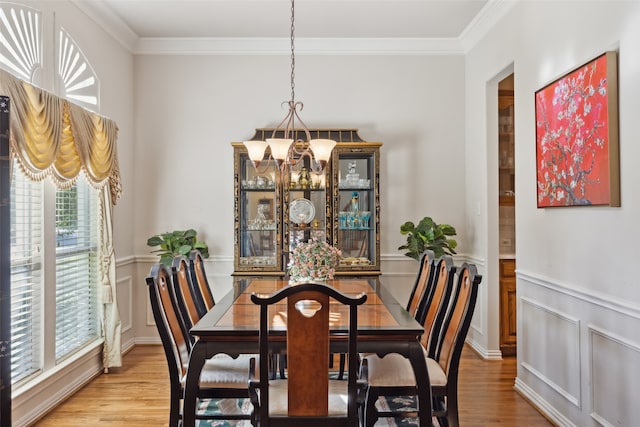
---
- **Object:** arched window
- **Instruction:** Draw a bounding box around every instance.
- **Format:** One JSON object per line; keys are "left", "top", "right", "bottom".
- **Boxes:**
{"left": 1, "top": 2, "right": 112, "bottom": 387}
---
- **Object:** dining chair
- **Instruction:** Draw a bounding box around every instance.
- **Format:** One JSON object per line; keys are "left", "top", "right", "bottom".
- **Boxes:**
{"left": 430, "top": 263, "right": 482, "bottom": 426}
{"left": 405, "top": 249, "right": 436, "bottom": 322}
{"left": 420, "top": 256, "right": 457, "bottom": 359}
{"left": 360, "top": 255, "right": 456, "bottom": 427}
{"left": 171, "top": 255, "right": 202, "bottom": 343}
{"left": 146, "top": 263, "right": 254, "bottom": 427}
{"left": 361, "top": 263, "right": 482, "bottom": 427}
{"left": 189, "top": 249, "right": 216, "bottom": 317}
{"left": 248, "top": 282, "right": 368, "bottom": 427}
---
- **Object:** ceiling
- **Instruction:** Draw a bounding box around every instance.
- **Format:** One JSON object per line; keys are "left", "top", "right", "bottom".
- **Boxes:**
{"left": 78, "top": 0, "right": 497, "bottom": 52}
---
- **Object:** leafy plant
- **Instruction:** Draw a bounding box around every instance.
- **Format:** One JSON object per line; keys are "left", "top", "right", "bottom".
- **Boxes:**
{"left": 398, "top": 217, "right": 457, "bottom": 260}
{"left": 146, "top": 229, "right": 209, "bottom": 267}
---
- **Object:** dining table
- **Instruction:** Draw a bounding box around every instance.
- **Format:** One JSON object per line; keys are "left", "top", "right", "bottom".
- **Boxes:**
{"left": 183, "top": 277, "right": 432, "bottom": 427}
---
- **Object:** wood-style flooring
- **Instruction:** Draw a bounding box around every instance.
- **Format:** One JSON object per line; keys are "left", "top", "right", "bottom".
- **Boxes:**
{"left": 33, "top": 344, "right": 552, "bottom": 426}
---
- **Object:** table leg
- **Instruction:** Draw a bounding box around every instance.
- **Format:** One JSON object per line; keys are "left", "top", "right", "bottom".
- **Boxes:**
{"left": 408, "top": 340, "right": 432, "bottom": 427}
{"left": 183, "top": 343, "right": 207, "bottom": 427}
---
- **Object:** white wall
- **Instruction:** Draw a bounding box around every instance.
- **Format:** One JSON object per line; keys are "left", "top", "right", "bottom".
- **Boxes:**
{"left": 133, "top": 53, "right": 466, "bottom": 257}
{"left": 131, "top": 52, "right": 467, "bottom": 337}
{"left": 465, "top": 1, "right": 640, "bottom": 425}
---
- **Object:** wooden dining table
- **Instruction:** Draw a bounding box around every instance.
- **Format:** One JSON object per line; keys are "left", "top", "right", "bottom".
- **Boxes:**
{"left": 183, "top": 277, "right": 432, "bottom": 427}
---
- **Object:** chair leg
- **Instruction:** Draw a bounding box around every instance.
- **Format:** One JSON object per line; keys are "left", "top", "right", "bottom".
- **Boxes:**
{"left": 446, "top": 393, "right": 459, "bottom": 427}
{"left": 338, "top": 353, "right": 346, "bottom": 380}
{"left": 363, "top": 387, "right": 379, "bottom": 427}
{"left": 170, "top": 389, "right": 180, "bottom": 427}
{"left": 279, "top": 353, "right": 287, "bottom": 379}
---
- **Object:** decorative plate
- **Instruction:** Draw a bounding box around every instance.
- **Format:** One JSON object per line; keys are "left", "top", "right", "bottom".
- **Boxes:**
{"left": 290, "top": 198, "right": 315, "bottom": 224}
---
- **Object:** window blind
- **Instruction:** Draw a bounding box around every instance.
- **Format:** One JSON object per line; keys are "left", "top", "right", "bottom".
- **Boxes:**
{"left": 55, "top": 175, "right": 99, "bottom": 361}
{"left": 10, "top": 161, "right": 42, "bottom": 384}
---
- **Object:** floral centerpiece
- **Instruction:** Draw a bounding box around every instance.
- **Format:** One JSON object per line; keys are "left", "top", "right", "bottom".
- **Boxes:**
{"left": 287, "top": 238, "right": 342, "bottom": 283}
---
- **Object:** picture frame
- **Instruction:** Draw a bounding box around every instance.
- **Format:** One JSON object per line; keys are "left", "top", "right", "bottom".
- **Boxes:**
{"left": 535, "top": 51, "right": 620, "bottom": 207}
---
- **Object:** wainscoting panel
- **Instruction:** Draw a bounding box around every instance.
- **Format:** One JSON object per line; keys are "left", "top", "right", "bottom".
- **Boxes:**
{"left": 117, "top": 275, "right": 133, "bottom": 333}
{"left": 589, "top": 325, "right": 640, "bottom": 426}
{"left": 520, "top": 297, "right": 581, "bottom": 407}
{"left": 516, "top": 271, "right": 640, "bottom": 427}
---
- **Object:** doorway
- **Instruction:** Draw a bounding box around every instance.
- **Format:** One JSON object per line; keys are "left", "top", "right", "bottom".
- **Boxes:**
{"left": 498, "top": 74, "right": 516, "bottom": 356}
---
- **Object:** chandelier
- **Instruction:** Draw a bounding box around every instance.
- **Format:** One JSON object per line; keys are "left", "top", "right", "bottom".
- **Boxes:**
{"left": 243, "top": 0, "right": 336, "bottom": 174}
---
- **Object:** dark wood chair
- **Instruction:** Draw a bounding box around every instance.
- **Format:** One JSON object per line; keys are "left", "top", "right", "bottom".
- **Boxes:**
{"left": 420, "top": 256, "right": 457, "bottom": 359}
{"left": 405, "top": 249, "right": 437, "bottom": 322}
{"left": 361, "top": 263, "right": 482, "bottom": 427}
{"left": 361, "top": 255, "right": 457, "bottom": 427}
{"left": 248, "top": 282, "right": 368, "bottom": 427}
{"left": 430, "top": 263, "right": 482, "bottom": 426}
{"left": 171, "top": 255, "right": 202, "bottom": 343}
{"left": 146, "top": 263, "right": 254, "bottom": 426}
{"left": 189, "top": 249, "right": 216, "bottom": 317}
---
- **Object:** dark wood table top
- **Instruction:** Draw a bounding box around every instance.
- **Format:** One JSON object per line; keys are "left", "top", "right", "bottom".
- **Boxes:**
{"left": 190, "top": 277, "right": 424, "bottom": 340}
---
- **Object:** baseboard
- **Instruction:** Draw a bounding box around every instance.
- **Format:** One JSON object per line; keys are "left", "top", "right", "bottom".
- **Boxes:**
{"left": 514, "top": 377, "right": 576, "bottom": 427}
{"left": 465, "top": 337, "right": 503, "bottom": 360}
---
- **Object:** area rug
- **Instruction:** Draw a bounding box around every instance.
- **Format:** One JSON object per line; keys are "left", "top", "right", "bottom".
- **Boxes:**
{"left": 196, "top": 395, "right": 421, "bottom": 426}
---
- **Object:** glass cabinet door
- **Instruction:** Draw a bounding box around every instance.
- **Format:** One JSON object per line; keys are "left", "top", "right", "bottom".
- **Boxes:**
{"left": 332, "top": 144, "right": 380, "bottom": 274}
{"left": 285, "top": 160, "right": 329, "bottom": 253}
{"left": 234, "top": 149, "right": 282, "bottom": 274}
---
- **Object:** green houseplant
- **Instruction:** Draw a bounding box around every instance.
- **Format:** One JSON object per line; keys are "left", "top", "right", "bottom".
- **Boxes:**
{"left": 399, "top": 216, "right": 457, "bottom": 260}
{"left": 147, "top": 229, "right": 209, "bottom": 267}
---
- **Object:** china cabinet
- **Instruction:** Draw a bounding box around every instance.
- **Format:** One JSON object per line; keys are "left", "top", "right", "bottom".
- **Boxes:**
{"left": 499, "top": 258, "right": 517, "bottom": 356}
{"left": 232, "top": 129, "right": 381, "bottom": 276}
{"left": 499, "top": 90, "right": 515, "bottom": 206}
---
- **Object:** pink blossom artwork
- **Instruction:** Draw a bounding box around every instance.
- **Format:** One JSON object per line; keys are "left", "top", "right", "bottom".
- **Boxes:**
{"left": 535, "top": 51, "right": 620, "bottom": 207}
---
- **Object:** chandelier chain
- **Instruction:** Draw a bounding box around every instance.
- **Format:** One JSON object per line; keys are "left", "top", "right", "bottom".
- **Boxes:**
{"left": 290, "top": 0, "right": 296, "bottom": 103}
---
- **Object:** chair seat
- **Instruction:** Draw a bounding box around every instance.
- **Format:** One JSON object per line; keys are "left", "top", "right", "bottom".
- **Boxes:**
{"left": 267, "top": 379, "right": 349, "bottom": 416}
{"left": 363, "top": 349, "right": 447, "bottom": 387}
{"left": 181, "top": 354, "right": 256, "bottom": 389}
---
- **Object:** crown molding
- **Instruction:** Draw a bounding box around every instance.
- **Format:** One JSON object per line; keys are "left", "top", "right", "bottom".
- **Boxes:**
{"left": 460, "top": 0, "right": 520, "bottom": 53}
{"left": 70, "top": 0, "right": 138, "bottom": 51}
{"left": 134, "top": 36, "right": 465, "bottom": 56}
{"left": 72, "top": 0, "right": 517, "bottom": 56}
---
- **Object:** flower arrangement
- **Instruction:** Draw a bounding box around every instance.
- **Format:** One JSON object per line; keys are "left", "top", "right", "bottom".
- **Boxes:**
{"left": 287, "top": 238, "right": 342, "bottom": 282}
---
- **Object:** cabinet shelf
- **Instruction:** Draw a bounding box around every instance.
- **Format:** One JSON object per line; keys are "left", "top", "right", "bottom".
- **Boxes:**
{"left": 338, "top": 186, "right": 372, "bottom": 191}
{"left": 241, "top": 188, "right": 276, "bottom": 192}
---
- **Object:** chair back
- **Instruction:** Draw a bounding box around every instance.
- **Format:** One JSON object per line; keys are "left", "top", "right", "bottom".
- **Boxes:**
{"left": 146, "top": 263, "right": 191, "bottom": 380}
{"left": 172, "top": 255, "right": 202, "bottom": 339}
{"left": 251, "top": 282, "right": 367, "bottom": 426}
{"left": 419, "top": 256, "right": 456, "bottom": 358}
{"left": 436, "top": 263, "right": 482, "bottom": 375}
{"left": 406, "top": 250, "right": 436, "bottom": 321}
{"left": 189, "top": 250, "right": 215, "bottom": 316}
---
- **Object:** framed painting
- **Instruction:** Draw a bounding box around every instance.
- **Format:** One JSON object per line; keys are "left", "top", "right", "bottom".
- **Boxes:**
{"left": 535, "top": 51, "right": 620, "bottom": 207}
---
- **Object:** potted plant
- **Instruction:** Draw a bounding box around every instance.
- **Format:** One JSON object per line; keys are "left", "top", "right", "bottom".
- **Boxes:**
{"left": 398, "top": 216, "right": 457, "bottom": 260}
{"left": 147, "top": 229, "right": 209, "bottom": 267}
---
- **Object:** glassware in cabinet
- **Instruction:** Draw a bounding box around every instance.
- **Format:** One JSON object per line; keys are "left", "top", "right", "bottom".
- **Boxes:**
{"left": 331, "top": 143, "right": 381, "bottom": 275}
{"left": 285, "top": 160, "right": 329, "bottom": 255}
{"left": 233, "top": 145, "right": 282, "bottom": 275}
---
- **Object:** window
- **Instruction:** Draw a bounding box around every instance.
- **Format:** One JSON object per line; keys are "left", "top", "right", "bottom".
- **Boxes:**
{"left": 55, "top": 178, "right": 99, "bottom": 360}
{"left": 2, "top": 2, "right": 103, "bottom": 387}
{"left": 9, "top": 163, "right": 42, "bottom": 384}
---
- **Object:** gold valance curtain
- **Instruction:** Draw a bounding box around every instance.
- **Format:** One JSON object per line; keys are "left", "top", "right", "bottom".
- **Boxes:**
{"left": 1, "top": 67, "right": 123, "bottom": 370}
{"left": 0, "top": 68, "right": 122, "bottom": 203}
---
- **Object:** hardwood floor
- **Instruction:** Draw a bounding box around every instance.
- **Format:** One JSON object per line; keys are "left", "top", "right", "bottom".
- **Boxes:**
{"left": 33, "top": 344, "right": 552, "bottom": 426}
